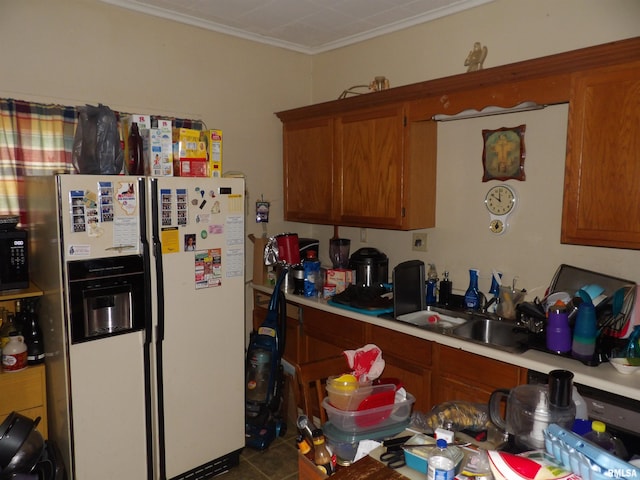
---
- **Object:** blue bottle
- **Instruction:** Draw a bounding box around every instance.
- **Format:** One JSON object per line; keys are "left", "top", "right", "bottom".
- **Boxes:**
{"left": 302, "top": 250, "right": 321, "bottom": 297}
{"left": 464, "top": 269, "right": 481, "bottom": 310}
{"left": 571, "top": 299, "right": 597, "bottom": 361}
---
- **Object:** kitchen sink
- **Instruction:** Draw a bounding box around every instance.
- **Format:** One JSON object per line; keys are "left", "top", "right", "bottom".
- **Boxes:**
{"left": 395, "top": 310, "right": 467, "bottom": 333}
{"left": 392, "top": 307, "right": 530, "bottom": 353}
{"left": 450, "top": 318, "right": 529, "bottom": 353}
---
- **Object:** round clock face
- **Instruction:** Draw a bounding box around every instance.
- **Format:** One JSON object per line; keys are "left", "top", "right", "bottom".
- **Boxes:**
{"left": 489, "top": 218, "right": 505, "bottom": 234}
{"left": 485, "top": 184, "right": 516, "bottom": 216}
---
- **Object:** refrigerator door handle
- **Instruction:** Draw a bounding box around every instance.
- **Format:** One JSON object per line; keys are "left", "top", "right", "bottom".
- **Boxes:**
{"left": 138, "top": 177, "right": 155, "bottom": 480}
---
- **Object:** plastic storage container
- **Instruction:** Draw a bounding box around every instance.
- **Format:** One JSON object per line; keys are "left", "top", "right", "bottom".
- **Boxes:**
{"left": 323, "top": 418, "right": 410, "bottom": 466}
{"left": 326, "top": 380, "right": 393, "bottom": 411}
{"left": 322, "top": 392, "right": 415, "bottom": 433}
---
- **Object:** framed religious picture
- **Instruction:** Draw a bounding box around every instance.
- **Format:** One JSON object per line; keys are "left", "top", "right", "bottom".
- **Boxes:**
{"left": 482, "top": 125, "right": 526, "bottom": 181}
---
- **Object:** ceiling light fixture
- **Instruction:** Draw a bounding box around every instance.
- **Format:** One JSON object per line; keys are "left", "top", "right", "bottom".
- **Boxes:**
{"left": 431, "top": 101, "right": 545, "bottom": 121}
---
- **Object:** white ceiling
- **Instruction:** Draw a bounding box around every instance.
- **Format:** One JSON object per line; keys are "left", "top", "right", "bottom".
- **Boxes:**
{"left": 100, "top": 0, "right": 494, "bottom": 54}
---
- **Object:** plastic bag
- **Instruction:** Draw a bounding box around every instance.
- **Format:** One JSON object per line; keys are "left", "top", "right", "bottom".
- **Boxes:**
{"left": 412, "top": 401, "right": 491, "bottom": 433}
{"left": 72, "top": 104, "right": 123, "bottom": 174}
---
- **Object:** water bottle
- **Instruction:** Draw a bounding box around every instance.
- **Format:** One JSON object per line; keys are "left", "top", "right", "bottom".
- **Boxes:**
{"left": 546, "top": 306, "right": 572, "bottom": 353}
{"left": 426, "top": 438, "right": 457, "bottom": 480}
{"left": 464, "top": 269, "right": 481, "bottom": 310}
{"left": 571, "top": 300, "right": 597, "bottom": 361}
{"left": 303, "top": 250, "right": 321, "bottom": 297}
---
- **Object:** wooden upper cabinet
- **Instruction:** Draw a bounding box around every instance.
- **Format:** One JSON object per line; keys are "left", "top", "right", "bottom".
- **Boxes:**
{"left": 561, "top": 61, "right": 640, "bottom": 249}
{"left": 335, "top": 105, "right": 405, "bottom": 228}
{"left": 283, "top": 116, "right": 334, "bottom": 223}
{"left": 280, "top": 103, "right": 437, "bottom": 230}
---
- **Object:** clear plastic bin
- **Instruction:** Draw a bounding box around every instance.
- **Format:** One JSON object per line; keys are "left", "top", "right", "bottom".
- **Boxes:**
{"left": 326, "top": 381, "right": 394, "bottom": 411}
{"left": 322, "top": 392, "right": 416, "bottom": 433}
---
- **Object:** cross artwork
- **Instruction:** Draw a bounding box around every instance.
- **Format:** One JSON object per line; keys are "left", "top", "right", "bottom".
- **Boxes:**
{"left": 482, "top": 125, "right": 526, "bottom": 182}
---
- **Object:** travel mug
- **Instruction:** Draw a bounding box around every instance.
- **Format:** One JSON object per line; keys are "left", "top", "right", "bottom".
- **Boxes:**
{"left": 546, "top": 307, "right": 571, "bottom": 353}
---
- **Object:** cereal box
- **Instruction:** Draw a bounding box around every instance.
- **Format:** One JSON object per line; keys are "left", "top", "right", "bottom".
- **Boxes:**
{"left": 326, "top": 268, "right": 355, "bottom": 294}
{"left": 203, "top": 129, "right": 223, "bottom": 178}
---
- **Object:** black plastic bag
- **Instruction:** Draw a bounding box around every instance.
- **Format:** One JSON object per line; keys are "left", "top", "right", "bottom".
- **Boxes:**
{"left": 72, "top": 104, "right": 123, "bottom": 174}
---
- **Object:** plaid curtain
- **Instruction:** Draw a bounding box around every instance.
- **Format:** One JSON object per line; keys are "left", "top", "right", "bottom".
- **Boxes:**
{"left": 0, "top": 99, "right": 77, "bottom": 223}
{"left": 0, "top": 98, "right": 205, "bottom": 224}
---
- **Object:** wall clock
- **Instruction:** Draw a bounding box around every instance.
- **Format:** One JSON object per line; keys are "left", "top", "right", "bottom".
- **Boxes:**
{"left": 485, "top": 184, "right": 517, "bottom": 235}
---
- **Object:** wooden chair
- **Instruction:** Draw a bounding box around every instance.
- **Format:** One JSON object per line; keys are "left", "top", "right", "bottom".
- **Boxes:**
{"left": 294, "top": 355, "right": 349, "bottom": 426}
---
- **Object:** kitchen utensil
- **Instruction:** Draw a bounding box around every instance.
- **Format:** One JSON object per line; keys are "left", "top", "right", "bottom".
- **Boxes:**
{"left": 329, "top": 238, "right": 350, "bottom": 269}
{"left": 0, "top": 412, "right": 44, "bottom": 476}
{"left": 546, "top": 307, "right": 571, "bottom": 353}
{"left": 349, "top": 248, "right": 389, "bottom": 287}
{"left": 489, "top": 371, "right": 575, "bottom": 451}
{"left": 496, "top": 286, "right": 525, "bottom": 320}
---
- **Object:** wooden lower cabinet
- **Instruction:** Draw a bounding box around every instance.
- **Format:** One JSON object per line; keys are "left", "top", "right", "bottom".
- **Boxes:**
{"left": 0, "top": 364, "right": 48, "bottom": 439}
{"left": 251, "top": 291, "right": 528, "bottom": 416}
{"left": 302, "top": 307, "right": 366, "bottom": 362}
{"left": 431, "top": 344, "right": 527, "bottom": 407}
{"left": 366, "top": 324, "right": 432, "bottom": 412}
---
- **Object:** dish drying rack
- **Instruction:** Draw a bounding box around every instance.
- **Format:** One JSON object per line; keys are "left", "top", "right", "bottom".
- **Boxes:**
{"left": 545, "top": 424, "right": 640, "bottom": 480}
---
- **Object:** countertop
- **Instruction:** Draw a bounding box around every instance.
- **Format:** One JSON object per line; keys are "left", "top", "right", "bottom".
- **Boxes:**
{"left": 252, "top": 284, "right": 640, "bottom": 401}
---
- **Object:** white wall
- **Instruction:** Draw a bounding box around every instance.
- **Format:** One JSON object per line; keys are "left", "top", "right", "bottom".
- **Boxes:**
{"left": 2, "top": 0, "right": 640, "bottom": 309}
{"left": 302, "top": 0, "right": 640, "bottom": 299}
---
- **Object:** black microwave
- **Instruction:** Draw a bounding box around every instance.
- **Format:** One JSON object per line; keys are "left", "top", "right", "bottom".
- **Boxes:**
{"left": 0, "top": 228, "right": 29, "bottom": 291}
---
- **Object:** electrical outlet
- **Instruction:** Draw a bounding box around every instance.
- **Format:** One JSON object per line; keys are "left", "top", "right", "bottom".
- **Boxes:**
{"left": 360, "top": 228, "right": 367, "bottom": 243}
{"left": 412, "top": 233, "right": 427, "bottom": 252}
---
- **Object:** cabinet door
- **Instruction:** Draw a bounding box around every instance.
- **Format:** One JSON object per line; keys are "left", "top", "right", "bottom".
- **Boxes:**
{"left": 283, "top": 116, "right": 335, "bottom": 224}
{"left": 367, "top": 324, "right": 432, "bottom": 411}
{"left": 335, "top": 105, "right": 405, "bottom": 228}
{"left": 301, "top": 307, "right": 365, "bottom": 362}
{"left": 562, "top": 61, "right": 640, "bottom": 249}
{"left": 432, "top": 344, "right": 525, "bottom": 407}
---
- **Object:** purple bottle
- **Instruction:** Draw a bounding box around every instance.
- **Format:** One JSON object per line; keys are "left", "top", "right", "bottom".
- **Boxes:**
{"left": 546, "top": 306, "right": 572, "bottom": 353}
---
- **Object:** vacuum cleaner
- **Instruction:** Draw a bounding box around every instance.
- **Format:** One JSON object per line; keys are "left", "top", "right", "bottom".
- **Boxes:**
{"left": 245, "top": 268, "right": 288, "bottom": 450}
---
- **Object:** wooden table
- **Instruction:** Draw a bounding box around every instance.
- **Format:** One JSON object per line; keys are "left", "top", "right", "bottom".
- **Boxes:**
{"left": 299, "top": 453, "right": 411, "bottom": 480}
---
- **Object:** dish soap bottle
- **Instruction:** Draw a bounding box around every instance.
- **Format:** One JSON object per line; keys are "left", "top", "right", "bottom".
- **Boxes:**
{"left": 464, "top": 269, "right": 481, "bottom": 310}
{"left": 439, "top": 271, "right": 452, "bottom": 306}
{"left": 426, "top": 263, "right": 438, "bottom": 306}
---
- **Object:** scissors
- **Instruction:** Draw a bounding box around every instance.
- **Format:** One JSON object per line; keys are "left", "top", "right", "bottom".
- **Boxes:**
{"left": 379, "top": 446, "right": 406, "bottom": 469}
{"left": 378, "top": 435, "right": 412, "bottom": 469}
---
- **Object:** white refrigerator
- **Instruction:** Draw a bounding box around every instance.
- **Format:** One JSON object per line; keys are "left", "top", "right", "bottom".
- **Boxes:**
{"left": 26, "top": 174, "right": 246, "bottom": 480}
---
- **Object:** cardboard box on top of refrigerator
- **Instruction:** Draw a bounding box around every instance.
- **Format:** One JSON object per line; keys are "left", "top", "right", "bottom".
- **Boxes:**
{"left": 326, "top": 268, "right": 355, "bottom": 294}
{"left": 202, "top": 129, "right": 223, "bottom": 178}
{"left": 172, "top": 127, "right": 208, "bottom": 177}
{"left": 141, "top": 128, "right": 173, "bottom": 177}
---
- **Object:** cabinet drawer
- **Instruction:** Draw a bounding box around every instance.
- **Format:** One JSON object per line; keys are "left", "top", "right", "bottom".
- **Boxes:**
{"left": 303, "top": 307, "right": 365, "bottom": 349}
{"left": 437, "top": 345, "right": 521, "bottom": 389}
{"left": 254, "top": 291, "right": 300, "bottom": 319}
{"left": 368, "top": 324, "right": 432, "bottom": 366}
{"left": 0, "top": 366, "right": 46, "bottom": 413}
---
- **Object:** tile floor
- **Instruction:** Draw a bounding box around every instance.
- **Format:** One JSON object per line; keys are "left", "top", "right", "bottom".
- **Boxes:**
{"left": 222, "top": 428, "right": 299, "bottom": 480}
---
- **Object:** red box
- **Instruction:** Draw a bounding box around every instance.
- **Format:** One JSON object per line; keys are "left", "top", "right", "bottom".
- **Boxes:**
{"left": 178, "top": 158, "right": 208, "bottom": 177}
